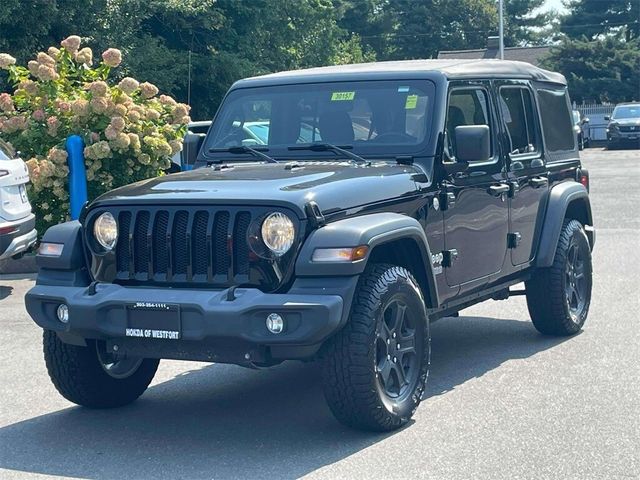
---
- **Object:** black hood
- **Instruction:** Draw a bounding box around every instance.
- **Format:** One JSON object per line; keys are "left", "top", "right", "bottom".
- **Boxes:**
{"left": 91, "top": 161, "right": 427, "bottom": 218}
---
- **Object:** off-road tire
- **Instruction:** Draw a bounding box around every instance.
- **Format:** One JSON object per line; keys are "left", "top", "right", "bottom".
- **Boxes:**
{"left": 43, "top": 330, "right": 159, "bottom": 408}
{"left": 526, "top": 219, "right": 592, "bottom": 336}
{"left": 321, "top": 264, "right": 430, "bottom": 431}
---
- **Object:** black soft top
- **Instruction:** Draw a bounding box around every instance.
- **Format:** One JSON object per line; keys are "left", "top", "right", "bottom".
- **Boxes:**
{"left": 232, "top": 59, "right": 567, "bottom": 89}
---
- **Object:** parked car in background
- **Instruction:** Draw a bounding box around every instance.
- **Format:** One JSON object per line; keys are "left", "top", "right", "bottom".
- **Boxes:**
{"left": 169, "top": 121, "right": 212, "bottom": 172}
{"left": 0, "top": 140, "right": 37, "bottom": 261}
{"left": 605, "top": 103, "right": 640, "bottom": 149}
{"left": 572, "top": 109, "right": 589, "bottom": 150}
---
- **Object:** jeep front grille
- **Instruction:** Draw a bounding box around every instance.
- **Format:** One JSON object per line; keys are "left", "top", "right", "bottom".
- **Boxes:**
{"left": 113, "top": 207, "right": 253, "bottom": 285}
{"left": 85, "top": 205, "right": 301, "bottom": 290}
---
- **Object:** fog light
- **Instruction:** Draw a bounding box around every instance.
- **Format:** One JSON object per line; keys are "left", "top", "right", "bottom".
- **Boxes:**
{"left": 266, "top": 313, "right": 284, "bottom": 334}
{"left": 56, "top": 304, "right": 69, "bottom": 324}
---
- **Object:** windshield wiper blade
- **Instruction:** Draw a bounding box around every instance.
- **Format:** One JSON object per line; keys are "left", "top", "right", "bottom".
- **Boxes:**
{"left": 208, "top": 145, "right": 278, "bottom": 163}
{"left": 288, "top": 143, "right": 368, "bottom": 164}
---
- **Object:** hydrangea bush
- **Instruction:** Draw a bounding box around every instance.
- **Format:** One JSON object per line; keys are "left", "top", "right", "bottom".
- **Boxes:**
{"left": 0, "top": 36, "right": 190, "bottom": 234}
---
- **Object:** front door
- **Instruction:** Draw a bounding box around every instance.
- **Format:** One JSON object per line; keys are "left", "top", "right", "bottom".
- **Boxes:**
{"left": 496, "top": 82, "right": 548, "bottom": 266}
{"left": 442, "top": 83, "right": 510, "bottom": 291}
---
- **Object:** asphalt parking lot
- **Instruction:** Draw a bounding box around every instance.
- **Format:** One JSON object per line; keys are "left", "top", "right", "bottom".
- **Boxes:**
{"left": 0, "top": 148, "right": 638, "bottom": 479}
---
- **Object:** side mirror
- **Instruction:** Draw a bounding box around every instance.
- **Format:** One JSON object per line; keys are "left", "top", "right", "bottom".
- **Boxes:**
{"left": 581, "top": 117, "right": 590, "bottom": 125}
{"left": 182, "top": 133, "right": 205, "bottom": 171}
{"left": 604, "top": 116, "right": 610, "bottom": 121}
{"left": 454, "top": 125, "right": 490, "bottom": 163}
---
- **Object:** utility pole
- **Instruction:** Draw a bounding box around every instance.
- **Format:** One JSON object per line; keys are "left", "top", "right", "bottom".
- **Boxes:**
{"left": 498, "top": 0, "right": 505, "bottom": 60}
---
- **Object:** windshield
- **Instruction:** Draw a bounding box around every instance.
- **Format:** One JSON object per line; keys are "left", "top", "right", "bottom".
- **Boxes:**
{"left": 204, "top": 80, "right": 435, "bottom": 160}
{"left": 612, "top": 105, "right": 640, "bottom": 120}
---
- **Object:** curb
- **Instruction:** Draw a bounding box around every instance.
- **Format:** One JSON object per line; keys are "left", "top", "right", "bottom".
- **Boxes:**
{"left": 0, "top": 254, "right": 37, "bottom": 274}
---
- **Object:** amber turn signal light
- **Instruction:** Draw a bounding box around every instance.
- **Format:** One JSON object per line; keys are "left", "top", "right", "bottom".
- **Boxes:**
{"left": 311, "top": 246, "right": 369, "bottom": 262}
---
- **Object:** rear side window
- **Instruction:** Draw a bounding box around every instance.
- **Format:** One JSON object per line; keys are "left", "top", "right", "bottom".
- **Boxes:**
{"left": 536, "top": 88, "right": 575, "bottom": 153}
{"left": 0, "top": 139, "right": 15, "bottom": 161}
{"left": 499, "top": 87, "right": 539, "bottom": 155}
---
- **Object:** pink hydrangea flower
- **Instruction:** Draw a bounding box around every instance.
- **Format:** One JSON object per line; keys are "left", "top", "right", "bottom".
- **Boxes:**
{"left": 76, "top": 47, "right": 93, "bottom": 65}
{"left": 61, "top": 35, "right": 81, "bottom": 53}
{"left": 118, "top": 77, "right": 139, "bottom": 95}
{"left": 87, "top": 81, "right": 109, "bottom": 97}
{"left": 0, "top": 53, "right": 16, "bottom": 69}
{"left": 36, "top": 64, "right": 59, "bottom": 81}
{"left": 32, "top": 109, "right": 46, "bottom": 122}
{"left": 139, "top": 82, "right": 159, "bottom": 99}
{"left": 0, "top": 93, "right": 14, "bottom": 112}
{"left": 37, "top": 52, "right": 56, "bottom": 67}
{"left": 101, "top": 48, "right": 122, "bottom": 67}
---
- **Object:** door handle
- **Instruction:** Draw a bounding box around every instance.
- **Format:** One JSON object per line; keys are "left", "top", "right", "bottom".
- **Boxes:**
{"left": 529, "top": 177, "right": 548, "bottom": 188}
{"left": 487, "top": 184, "right": 510, "bottom": 196}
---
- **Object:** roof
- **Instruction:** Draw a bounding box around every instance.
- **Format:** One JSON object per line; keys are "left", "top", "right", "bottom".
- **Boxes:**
{"left": 233, "top": 59, "right": 566, "bottom": 89}
{"left": 438, "top": 46, "right": 551, "bottom": 67}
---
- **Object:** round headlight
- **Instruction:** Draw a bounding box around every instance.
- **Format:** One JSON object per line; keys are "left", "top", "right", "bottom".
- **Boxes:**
{"left": 94, "top": 212, "right": 118, "bottom": 251}
{"left": 261, "top": 212, "right": 295, "bottom": 256}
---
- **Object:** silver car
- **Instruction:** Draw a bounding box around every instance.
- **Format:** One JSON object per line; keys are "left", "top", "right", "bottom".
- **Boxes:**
{"left": 0, "top": 140, "right": 37, "bottom": 260}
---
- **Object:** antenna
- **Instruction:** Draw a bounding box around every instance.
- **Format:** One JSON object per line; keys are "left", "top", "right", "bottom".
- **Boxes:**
{"left": 187, "top": 48, "right": 192, "bottom": 107}
{"left": 498, "top": 0, "right": 505, "bottom": 60}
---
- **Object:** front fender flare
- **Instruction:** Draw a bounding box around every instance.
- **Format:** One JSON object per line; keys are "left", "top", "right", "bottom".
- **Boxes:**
{"left": 295, "top": 213, "right": 439, "bottom": 308}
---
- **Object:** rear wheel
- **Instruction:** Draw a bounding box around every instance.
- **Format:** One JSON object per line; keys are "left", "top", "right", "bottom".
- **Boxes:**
{"left": 43, "top": 330, "right": 159, "bottom": 408}
{"left": 526, "top": 219, "right": 592, "bottom": 336}
{"left": 322, "top": 264, "right": 430, "bottom": 431}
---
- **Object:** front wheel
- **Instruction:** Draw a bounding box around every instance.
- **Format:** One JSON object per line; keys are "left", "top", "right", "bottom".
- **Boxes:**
{"left": 321, "top": 264, "right": 430, "bottom": 431}
{"left": 43, "top": 331, "right": 159, "bottom": 408}
{"left": 526, "top": 219, "right": 592, "bottom": 336}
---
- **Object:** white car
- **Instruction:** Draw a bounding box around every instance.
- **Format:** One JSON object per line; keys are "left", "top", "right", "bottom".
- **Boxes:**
{"left": 0, "top": 140, "right": 37, "bottom": 260}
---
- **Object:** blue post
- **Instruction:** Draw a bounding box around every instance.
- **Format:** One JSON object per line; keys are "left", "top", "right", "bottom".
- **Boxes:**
{"left": 66, "top": 135, "right": 87, "bottom": 220}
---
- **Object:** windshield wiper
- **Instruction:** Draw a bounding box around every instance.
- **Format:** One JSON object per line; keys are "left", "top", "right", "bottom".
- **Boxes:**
{"left": 288, "top": 143, "right": 368, "bottom": 165}
{"left": 208, "top": 145, "right": 278, "bottom": 164}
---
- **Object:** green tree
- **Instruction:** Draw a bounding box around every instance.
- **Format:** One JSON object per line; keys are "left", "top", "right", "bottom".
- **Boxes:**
{"left": 543, "top": 36, "right": 640, "bottom": 103}
{"left": 503, "top": 0, "right": 553, "bottom": 46}
{"left": 561, "top": 0, "right": 640, "bottom": 41}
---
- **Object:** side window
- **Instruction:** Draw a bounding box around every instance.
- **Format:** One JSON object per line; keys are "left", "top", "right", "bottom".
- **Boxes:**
{"left": 499, "top": 87, "right": 539, "bottom": 155}
{"left": 446, "top": 88, "right": 491, "bottom": 160}
{"left": 536, "top": 88, "right": 575, "bottom": 154}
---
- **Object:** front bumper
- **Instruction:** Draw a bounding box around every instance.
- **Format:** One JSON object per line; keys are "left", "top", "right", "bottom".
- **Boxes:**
{"left": 25, "top": 282, "right": 347, "bottom": 362}
{"left": 0, "top": 214, "right": 37, "bottom": 260}
{"left": 607, "top": 129, "right": 640, "bottom": 142}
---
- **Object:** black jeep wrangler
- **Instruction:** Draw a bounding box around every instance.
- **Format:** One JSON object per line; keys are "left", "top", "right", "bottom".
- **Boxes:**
{"left": 26, "top": 60, "right": 595, "bottom": 431}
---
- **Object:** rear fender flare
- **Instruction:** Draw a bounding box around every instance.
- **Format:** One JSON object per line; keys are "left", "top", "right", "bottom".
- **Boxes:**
{"left": 536, "top": 182, "right": 594, "bottom": 268}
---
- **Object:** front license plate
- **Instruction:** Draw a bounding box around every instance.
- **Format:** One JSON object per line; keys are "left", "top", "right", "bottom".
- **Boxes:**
{"left": 125, "top": 302, "right": 181, "bottom": 340}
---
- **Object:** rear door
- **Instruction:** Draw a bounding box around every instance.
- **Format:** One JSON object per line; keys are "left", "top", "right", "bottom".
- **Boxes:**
{"left": 496, "top": 81, "right": 548, "bottom": 266}
{"left": 442, "top": 82, "right": 509, "bottom": 292}
{"left": 0, "top": 141, "right": 32, "bottom": 222}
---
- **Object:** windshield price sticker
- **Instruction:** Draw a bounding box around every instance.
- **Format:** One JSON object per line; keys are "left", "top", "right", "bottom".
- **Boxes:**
{"left": 405, "top": 94, "right": 418, "bottom": 109}
{"left": 331, "top": 91, "right": 356, "bottom": 101}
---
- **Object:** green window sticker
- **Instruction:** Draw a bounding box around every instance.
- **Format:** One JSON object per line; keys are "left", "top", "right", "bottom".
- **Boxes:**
{"left": 331, "top": 91, "right": 356, "bottom": 101}
{"left": 405, "top": 94, "right": 418, "bottom": 109}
